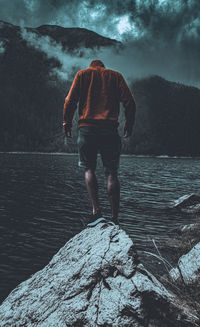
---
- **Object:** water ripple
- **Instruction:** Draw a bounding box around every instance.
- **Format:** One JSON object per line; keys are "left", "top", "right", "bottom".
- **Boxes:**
{"left": 0, "top": 153, "right": 200, "bottom": 303}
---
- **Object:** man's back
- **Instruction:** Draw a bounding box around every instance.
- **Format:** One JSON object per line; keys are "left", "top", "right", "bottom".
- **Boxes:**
{"left": 77, "top": 65, "right": 122, "bottom": 126}
{"left": 63, "top": 60, "right": 136, "bottom": 131}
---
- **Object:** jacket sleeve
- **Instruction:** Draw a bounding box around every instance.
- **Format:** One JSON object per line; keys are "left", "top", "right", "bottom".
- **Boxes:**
{"left": 119, "top": 74, "right": 136, "bottom": 132}
{"left": 63, "top": 72, "right": 80, "bottom": 129}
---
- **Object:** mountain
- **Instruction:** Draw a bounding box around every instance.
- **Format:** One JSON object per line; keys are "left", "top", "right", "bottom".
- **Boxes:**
{"left": 0, "top": 20, "right": 200, "bottom": 156}
{"left": 0, "top": 20, "right": 120, "bottom": 49}
{"left": 0, "top": 20, "right": 121, "bottom": 152}
{"left": 127, "top": 75, "right": 200, "bottom": 156}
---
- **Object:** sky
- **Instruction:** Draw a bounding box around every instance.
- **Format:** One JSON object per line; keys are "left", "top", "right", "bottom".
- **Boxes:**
{"left": 0, "top": 0, "right": 200, "bottom": 87}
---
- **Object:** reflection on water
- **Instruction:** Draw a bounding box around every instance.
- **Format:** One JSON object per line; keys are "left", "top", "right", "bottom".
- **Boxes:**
{"left": 0, "top": 152, "right": 200, "bottom": 303}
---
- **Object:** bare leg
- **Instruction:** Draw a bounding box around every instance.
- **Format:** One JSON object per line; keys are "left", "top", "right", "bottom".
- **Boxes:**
{"left": 85, "top": 168, "right": 101, "bottom": 215}
{"left": 106, "top": 171, "right": 120, "bottom": 219}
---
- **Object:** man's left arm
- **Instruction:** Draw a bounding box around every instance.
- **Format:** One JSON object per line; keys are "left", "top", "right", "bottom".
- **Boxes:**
{"left": 63, "top": 72, "right": 80, "bottom": 137}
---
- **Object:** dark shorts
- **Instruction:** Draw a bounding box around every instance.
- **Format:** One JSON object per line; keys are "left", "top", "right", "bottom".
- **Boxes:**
{"left": 77, "top": 126, "right": 122, "bottom": 173}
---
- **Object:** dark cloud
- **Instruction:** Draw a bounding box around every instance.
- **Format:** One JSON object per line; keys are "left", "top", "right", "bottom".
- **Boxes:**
{"left": 1, "top": 0, "right": 200, "bottom": 41}
{"left": 0, "top": 0, "right": 200, "bottom": 87}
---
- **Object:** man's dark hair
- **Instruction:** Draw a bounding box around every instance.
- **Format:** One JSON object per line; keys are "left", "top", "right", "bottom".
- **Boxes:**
{"left": 90, "top": 60, "right": 105, "bottom": 68}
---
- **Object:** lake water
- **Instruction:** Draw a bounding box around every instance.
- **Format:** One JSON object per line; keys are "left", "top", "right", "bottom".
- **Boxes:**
{"left": 0, "top": 152, "right": 200, "bottom": 303}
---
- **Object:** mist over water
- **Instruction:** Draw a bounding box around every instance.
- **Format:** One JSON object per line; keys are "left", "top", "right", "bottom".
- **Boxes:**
{"left": 0, "top": 152, "right": 200, "bottom": 303}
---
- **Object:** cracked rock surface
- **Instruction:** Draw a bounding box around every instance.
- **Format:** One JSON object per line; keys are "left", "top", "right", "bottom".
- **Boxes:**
{"left": 170, "top": 242, "right": 200, "bottom": 285}
{"left": 0, "top": 224, "right": 199, "bottom": 327}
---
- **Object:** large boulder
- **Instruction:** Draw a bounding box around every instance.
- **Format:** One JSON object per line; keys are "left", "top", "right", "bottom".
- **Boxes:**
{"left": 0, "top": 223, "right": 199, "bottom": 327}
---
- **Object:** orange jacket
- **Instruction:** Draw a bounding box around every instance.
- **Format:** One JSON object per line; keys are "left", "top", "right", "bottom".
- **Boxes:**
{"left": 63, "top": 60, "right": 136, "bottom": 130}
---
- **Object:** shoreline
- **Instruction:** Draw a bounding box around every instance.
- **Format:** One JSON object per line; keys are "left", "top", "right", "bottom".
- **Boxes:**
{"left": 0, "top": 151, "right": 199, "bottom": 159}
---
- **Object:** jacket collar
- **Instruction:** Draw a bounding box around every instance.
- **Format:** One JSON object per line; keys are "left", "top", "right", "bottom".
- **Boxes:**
{"left": 89, "top": 60, "right": 105, "bottom": 69}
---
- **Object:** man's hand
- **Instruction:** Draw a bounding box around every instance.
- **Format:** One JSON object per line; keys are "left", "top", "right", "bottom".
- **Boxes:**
{"left": 123, "top": 127, "right": 132, "bottom": 138}
{"left": 63, "top": 124, "right": 72, "bottom": 138}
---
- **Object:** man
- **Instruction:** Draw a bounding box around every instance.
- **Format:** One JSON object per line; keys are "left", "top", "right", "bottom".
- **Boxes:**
{"left": 63, "top": 60, "right": 136, "bottom": 227}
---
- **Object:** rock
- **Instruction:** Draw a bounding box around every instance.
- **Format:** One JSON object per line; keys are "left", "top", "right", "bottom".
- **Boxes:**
{"left": 181, "top": 204, "right": 200, "bottom": 213}
{"left": 0, "top": 223, "right": 199, "bottom": 327}
{"left": 170, "top": 242, "right": 200, "bottom": 286}
{"left": 171, "top": 222, "right": 200, "bottom": 235}
{"left": 179, "top": 223, "right": 200, "bottom": 234}
{"left": 171, "top": 193, "right": 200, "bottom": 212}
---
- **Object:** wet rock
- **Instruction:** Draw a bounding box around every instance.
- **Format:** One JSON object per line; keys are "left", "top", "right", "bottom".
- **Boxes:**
{"left": 170, "top": 242, "right": 200, "bottom": 286}
{"left": 171, "top": 193, "right": 200, "bottom": 213}
{"left": 179, "top": 223, "right": 200, "bottom": 234}
{"left": 0, "top": 224, "right": 199, "bottom": 327}
{"left": 171, "top": 222, "right": 200, "bottom": 235}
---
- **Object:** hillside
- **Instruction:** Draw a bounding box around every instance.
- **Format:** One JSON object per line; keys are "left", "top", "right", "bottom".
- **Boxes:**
{"left": 128, "top": 76, "right": 200, "bottom": 156}
{"left": 0, "top": 21, "right": 200, "bottom": 155}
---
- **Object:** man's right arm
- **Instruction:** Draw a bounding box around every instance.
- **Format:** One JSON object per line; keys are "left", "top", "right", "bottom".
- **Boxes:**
{"left": 118, "top": 74, "right": 136, "bottom": 137}
{"left": 63, "top": 72, "right": 80, "bottom": 136}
